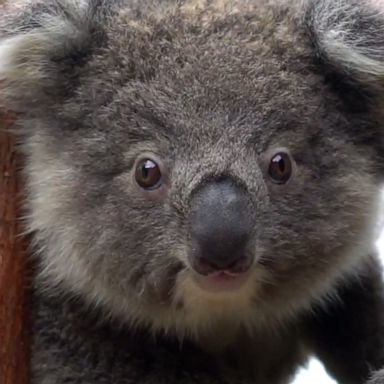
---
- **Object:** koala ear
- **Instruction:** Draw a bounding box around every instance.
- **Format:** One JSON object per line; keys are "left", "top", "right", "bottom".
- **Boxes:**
{"left": 0, "top": 1, "right": 105, "bottom": 113}
{"left": 307, "top": 0, "right": 384, "bottom": 97}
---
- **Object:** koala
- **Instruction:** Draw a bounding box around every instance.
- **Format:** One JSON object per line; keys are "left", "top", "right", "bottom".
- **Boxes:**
{"left": 2, "top": 0, "right": 384, "bottom": 383}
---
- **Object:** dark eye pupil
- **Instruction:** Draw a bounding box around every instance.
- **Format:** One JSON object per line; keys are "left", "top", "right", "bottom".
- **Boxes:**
{"left": 269, "top": 152, "right": 292, "bottom": 184}
{"left": 142, "top": 161, "right": 155, "bottom": 179}
{"left": 274, "top": 155, "right": 285, "bottom": 173}
{"left": 135, "top": 159, "right": 162, "bottom": 189}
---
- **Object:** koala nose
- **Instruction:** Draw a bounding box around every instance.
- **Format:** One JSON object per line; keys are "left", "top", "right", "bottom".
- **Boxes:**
{"left": 189, "top": 178, "right": 254, "bottom": 275}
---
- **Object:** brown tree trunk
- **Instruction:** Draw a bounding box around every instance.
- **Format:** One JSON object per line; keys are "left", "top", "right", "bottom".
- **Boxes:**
{"left": 0, "top": 1, "right": 30, "bottom": 381}
{"left": 0, "top": 113, "right": 30, "bottom": 384}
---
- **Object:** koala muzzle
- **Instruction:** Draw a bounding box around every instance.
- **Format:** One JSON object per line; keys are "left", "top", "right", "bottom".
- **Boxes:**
{"left": 189, "top": 178, "right": 254, "bottom": 275}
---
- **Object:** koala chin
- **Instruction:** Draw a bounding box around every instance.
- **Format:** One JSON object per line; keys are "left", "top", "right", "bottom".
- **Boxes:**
{"left": 2, "top": 0, "right": 384, "bottom": 383}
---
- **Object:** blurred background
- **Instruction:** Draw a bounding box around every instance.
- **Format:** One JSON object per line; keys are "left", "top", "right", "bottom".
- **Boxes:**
{"left": 291, "top": 212, "right": 384, "bottom": 384}
{"left": 293, "top": 358, "right": 337, "bottom": 384}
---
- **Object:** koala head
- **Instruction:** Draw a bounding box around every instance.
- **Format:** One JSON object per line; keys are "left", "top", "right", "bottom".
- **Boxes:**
{"left": 1, "top": 0, "right": 384, "bottom": 339}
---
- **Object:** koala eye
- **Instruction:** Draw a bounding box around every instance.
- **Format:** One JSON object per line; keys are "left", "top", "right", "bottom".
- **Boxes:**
{"left": 268, "top": 152, "right": 292, "bottom": 184}
{"left": 135, "top": 159, "right": 162, "bottom": 190}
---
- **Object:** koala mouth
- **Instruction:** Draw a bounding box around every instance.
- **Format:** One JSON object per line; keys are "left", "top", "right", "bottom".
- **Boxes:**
{"left": 188, "top": 251, "right": 254, "bottom": 292}
{"left": 191, "top": 269, "right": 252, "bottom": 292}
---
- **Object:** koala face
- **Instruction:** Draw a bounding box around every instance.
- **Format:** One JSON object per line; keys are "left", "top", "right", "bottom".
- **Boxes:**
{"left": 1, "top": 0, "right": 384, "bottom": 338}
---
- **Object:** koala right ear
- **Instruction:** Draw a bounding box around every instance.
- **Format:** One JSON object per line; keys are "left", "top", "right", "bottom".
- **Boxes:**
{"left": 0, "top": 1, "right": 106, "bottom": 113}
{"left": 304, "top": 0, "right": 384, "bottom": 171}
{"left": 306, "top": 0, "right": 384, "bottom": 96}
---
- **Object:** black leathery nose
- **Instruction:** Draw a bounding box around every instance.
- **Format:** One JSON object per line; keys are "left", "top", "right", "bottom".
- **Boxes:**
{"left": 189, "top": 178, "right": 253, "bottom": 274}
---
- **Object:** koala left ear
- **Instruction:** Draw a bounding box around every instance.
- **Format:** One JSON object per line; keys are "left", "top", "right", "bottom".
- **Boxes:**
{"left": 306, "top": 0, "right": 384, "bottom": 95}
{"left": 0, "top": 1, "right": 108, "bottom": 114}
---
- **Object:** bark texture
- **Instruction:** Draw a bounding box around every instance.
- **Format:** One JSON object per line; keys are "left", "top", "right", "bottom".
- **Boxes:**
{"left": 0, "top": 111, "right": 30, "bottom": 384}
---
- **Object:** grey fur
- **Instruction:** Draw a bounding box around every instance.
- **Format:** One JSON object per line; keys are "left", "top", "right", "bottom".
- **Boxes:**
{"left": 369, "top": 369, "right": 384, "bottom": 384}
{"left": 1, "top": 0, "right": 384, "bottom": 383}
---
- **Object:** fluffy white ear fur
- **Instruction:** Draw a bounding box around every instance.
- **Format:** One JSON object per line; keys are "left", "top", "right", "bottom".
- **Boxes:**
{"left": 0, "top": 0, "right": 93, "bottom": 112}
{"left": 0, "top": 34, "right": 35, "bottom": 81}
{"left": 0, "top": 31, "right": 60, "bottom": 108}
{"left": 0, "top": 36, "right": 19, "bottom": 79}
{"left": 311, "top": 0, "right": 384, "bottom": 81}
{"left": 370, "top": 0, "right": 384, "bottom": 8}
{"left": 322, "top": 34, "right": 384, "bottom": 79}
